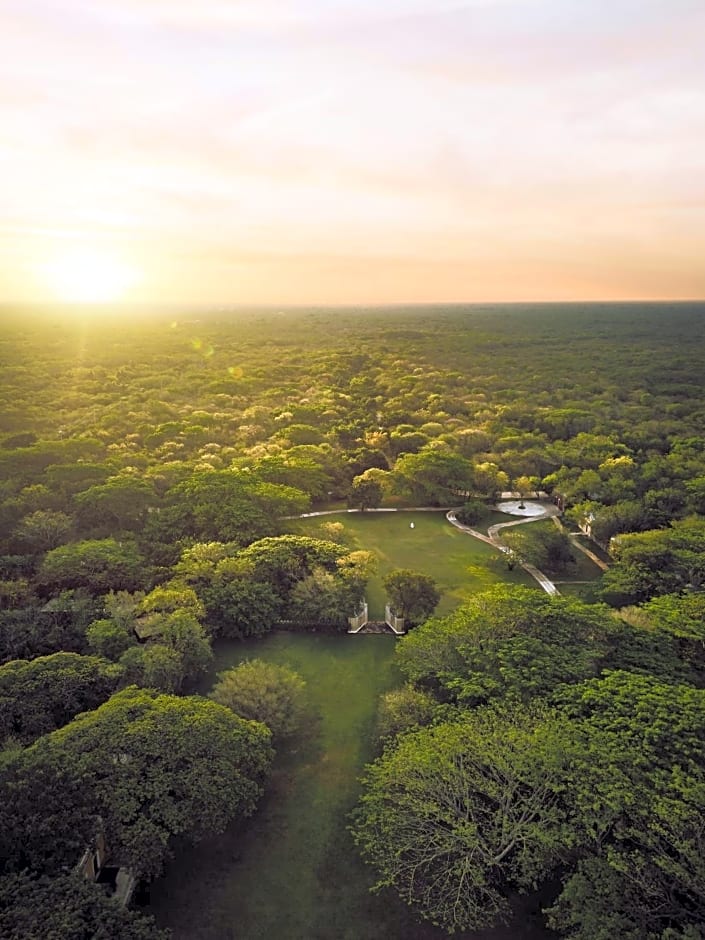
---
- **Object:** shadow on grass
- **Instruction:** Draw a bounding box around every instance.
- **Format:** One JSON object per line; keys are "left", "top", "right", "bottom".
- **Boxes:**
{"left": 148, "top": 634, "right": 555, "bottom": 940}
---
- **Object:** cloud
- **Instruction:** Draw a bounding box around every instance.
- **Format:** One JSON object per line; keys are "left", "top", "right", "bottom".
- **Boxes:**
{"left": 1, "top": 0, "right": 703, "bottom": 303}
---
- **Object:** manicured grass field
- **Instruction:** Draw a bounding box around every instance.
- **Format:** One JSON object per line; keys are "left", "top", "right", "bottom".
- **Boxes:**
{"left": 287, "top": 510, "right": 535, "bottom": 618}
{"left": 148, "top": 634, "right": 446, "bottom": 940}
{"left": 480, "top": 509, "right": 523, "bottom": 533}
{"left": 148, "top": 632, "right": 552, "bottom": 940}
{"left": 519, "top": 520, "right": 605, "bottom": 580}
{"left": 147, "top": 512, "right": 555, "bottom": 939}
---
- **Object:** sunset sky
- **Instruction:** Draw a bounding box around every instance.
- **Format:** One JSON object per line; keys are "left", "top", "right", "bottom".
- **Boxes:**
{"left": 1, "top": 0, "right": 704, "bottom": 305}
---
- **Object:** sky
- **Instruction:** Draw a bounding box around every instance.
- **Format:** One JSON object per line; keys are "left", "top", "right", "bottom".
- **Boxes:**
{"left": 1, "top": 0, "right": 704, "bottom": 306}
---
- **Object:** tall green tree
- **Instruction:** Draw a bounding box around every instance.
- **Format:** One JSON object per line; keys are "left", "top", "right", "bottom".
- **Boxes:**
{"left": 247, "top": 453, "right": 333, "bottom": 500}
{"left": 237, "top": 535, "right": 349, "bottom": 598}
{"left": 159, "top": 611, "right": 213, "bottom": 685}
{"left": 392, "top": 445, "right": 474, "bottom": 504}
{"left": 140, "top": 582, "right": 205, "bottom": 619}
{"left": 375, "top": 685, "right": 437, "bottom": 743}
{"left": 0, "top": 687, "right": 273, "bottom": 879}
{"left": 210, "top": 660, "right": 307, "bottom": 739}
{"left": 548, "top": 671, "right": 705, "bottom": 938}
{"left": 166, "top": 471, "right": 309, "bottom": 545}
{"left": 396, "top": 585, "right": 616, "bottom": 703}
{"left": 202, "top": 576, "right": 282, "bottom": 638}
{"left": 348, "top": 473, "right": 384, "bottom": 510}
{"left": 0, "top": 652, "right": 121, "bottom": 744}
{"left": 38, "top": 539, "right": 146, "bottom": 594}
{"left": 642, "top": 592, "right": 705, "bottom": 669}
{"left": 86, "top": 618, "right": 135, "bottom": 661}
{"left": 382, "top": 569, "right": 440, "bottom": 625}
{"left": 74, "top": 476, "right": 155, "bottom": 534}
{"left": 472, "top": 462, "right": 510, "bottom": 499}
{"left": 288, "top": 553, "right": 371, "bottom": 626}
{"left": 0, "top": 871, "right": 167, "bottom": 940}
{"left": 173, "top": 542, "right": 281, "bottom": 637}
{"left": 352, "top": 705, "right": 569, "bottom": 933}
{"left": 600, "top": 519, "right": 705, "bottom": 605}
{"left": 14, "top": 509, "right": 73, "bottom": 552}
{"left": 118, "top": 644, "right": 183, "bottom": 692}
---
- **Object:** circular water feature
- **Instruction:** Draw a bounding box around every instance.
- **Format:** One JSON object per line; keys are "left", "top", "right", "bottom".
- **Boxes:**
{"left": 495, "top": 500, "right": 548, "bottom": 517}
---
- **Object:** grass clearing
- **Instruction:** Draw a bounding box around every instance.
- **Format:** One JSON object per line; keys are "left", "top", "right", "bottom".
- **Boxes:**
{"left": 148, "top": 633, "right": 439, "bottom": 939}
{"left": 286, "top": 510, "right": 535, "bottom": 618}
{"left": 505, "top": 519, "right": 606, "bottom": 602}
{"left": 514, "top": 520, "right": 605, "bottom": 583}
{"left": 148, "top": 512, "right": 554, "bottom": 939}
{"left": 149, "top": 631, "right": 552, "bottom": 940}
{"left": 553, "top": 580, "right": 603, "bottom": 602}
{"left": 479, "top": 509, "right": 520, "bottom": 533}
{"left": 566, "top": 549, "right": 605, "bottom": 582}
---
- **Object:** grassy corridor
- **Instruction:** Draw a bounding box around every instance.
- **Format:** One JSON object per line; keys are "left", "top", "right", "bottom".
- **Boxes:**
{"left": 147, "top": 632, "right": 420, "bottom": 939}
{"left": 148, "top": 632, "right": 552, "bottom": 940}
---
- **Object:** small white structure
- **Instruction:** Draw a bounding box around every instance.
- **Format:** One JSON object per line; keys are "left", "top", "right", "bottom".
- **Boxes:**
{"left": 410, "top": 522, "right": 415, "bottom": 529}
{"left": 347, "top": 601, "right": 369, "bottom": 633}
{"left": 495, "top": 500, "right": 547, "bottom": 517}
{"left": 385, "top": 604, "right": 406, "bottom": 635}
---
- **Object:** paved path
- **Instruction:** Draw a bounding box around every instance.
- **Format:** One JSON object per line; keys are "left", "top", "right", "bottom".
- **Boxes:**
{"left": 288, "top": 503, "right": 565, "bottom": 596}
{"left": 447, "top": 504, "right": 561, "bottom": 595}
{"left": 550, "top": 516, "right": 610, "bottom": 571}
{"left": 287, "top": 506, "right": 450, "bottom": 519}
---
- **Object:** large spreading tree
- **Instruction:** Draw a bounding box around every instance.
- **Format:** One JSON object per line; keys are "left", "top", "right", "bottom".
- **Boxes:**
{"left": 0, "top": 652, "right": 121, "bottom": 745}
{"left": 396, "top": 585, "right": 617, "bottom": 703}
{"left": 38, "top": 538, "right": 147, "bottom": 595}
{"left": 355, "top": 649, "right": 705, "bottom": 937}
{"left": 547, "top": 671, "right": 705, "bottom": 938}
{"left": 352, "top": 704, "right": 570, "bottom": 933}
{"left": 0, "top": 687, "right": 273, "bottom": 879}
{"left": 0, "top": 872, "right": 167, "bottom": 940}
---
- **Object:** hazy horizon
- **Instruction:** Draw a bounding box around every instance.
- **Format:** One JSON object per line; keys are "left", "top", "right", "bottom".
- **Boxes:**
{"left": 3, "top": 298, "right": 705, "bottom": 326}
{"left": 2, "top": 1, "right": 704, "bottom": 306}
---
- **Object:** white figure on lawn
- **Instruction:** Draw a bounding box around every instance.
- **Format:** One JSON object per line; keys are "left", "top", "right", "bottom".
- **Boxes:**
{"left": 410, "top": 522, "right": 415, "bottom": 529}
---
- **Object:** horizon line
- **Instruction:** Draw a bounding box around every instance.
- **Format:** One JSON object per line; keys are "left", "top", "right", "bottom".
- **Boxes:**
{"left": 1, "top": 297, "right": 705, "bottom": 312}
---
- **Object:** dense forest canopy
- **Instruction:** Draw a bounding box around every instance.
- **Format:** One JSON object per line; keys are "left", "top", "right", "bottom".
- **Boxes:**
{"left": 2, "top": 305, "right": 704, "bottom": 522}
{"left": 1, "top": 302, "right": 704, "bottom": 937}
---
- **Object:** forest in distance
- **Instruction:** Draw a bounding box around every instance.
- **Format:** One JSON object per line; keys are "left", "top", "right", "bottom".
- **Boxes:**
{"left": 1, "top": 301, "right": 705, "bottom": 939}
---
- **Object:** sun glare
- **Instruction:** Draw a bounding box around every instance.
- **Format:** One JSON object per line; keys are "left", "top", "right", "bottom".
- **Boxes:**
{"left": 41, "top": 248, "right": 138, "bottom": 303}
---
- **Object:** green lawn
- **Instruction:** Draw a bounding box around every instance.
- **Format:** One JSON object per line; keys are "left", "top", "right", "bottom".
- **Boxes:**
{"left": 508, "top": 520, "right": 605, "bottom": 602}
{"left": 148, "top": 634, "right": 446, "bottom": 940}
{"left": 479, "top": 509, "right": 521, "bottom": 533}
{"left": 516, "top": 520, "right": 605, "bottom": 583}
{"left": 286, "top": 510, "right": 535, "bottom": 618}
{"left": 554, "top": 582, "right": 600, "bottom": 601}
{"left": 147, "top": 511, "right": 554, "bottom": 940}
{"left": 148, "top": 632, "right": 552, "bottom": 940}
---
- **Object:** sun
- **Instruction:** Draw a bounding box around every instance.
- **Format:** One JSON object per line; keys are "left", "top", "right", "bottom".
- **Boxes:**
{"left": 41, "top": 247, "right": 138, "bottom": 303}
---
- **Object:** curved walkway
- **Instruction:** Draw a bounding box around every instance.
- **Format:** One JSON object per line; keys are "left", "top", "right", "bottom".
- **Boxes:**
{"left": 290, "top": 506, "right": 450, "bottom": 518}
{"left": 550, "top": 516, "right": 610, "bottom": 572}
{"left": 446, "top": 504, "right": 561, "bottom": 595}
{"left": 288, "top": 503, "right": 564, "bottom": 597}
